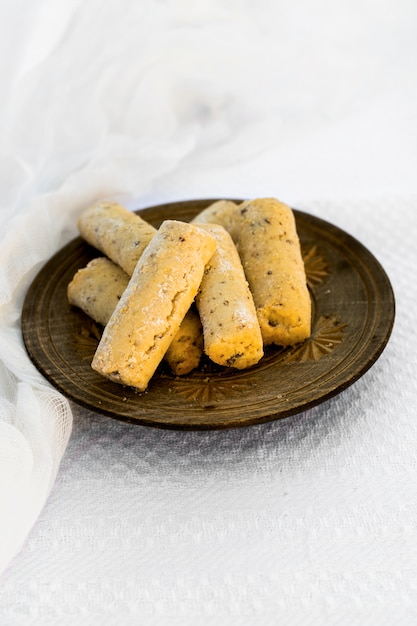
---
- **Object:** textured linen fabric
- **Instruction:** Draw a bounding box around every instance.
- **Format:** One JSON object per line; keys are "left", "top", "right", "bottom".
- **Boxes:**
{"left": 1, "top": 0, "right": 417, "bottom": 624}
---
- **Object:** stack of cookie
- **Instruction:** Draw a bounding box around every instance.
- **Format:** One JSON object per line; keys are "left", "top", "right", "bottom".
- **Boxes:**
{"left": 68, "top": 198, "right": 311, "bottom": 391}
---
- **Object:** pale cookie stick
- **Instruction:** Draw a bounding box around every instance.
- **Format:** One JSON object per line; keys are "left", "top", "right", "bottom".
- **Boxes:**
{"left": 67, "top": 257, "right": 203, "bottom": 375}
{"left": 68, "top": 257, "right": 128, "bottom": 326}
{"left": 92, "top": 220, "right": 217, "bottom": 391}
{"left": 237, "top": 198, "right": 311, "bottom": 346}
{"left": 191, "top": 200, "right": 240, "bottom": 241}
{"left": 77, "top": 201, "right": 157, "bottom": 275}
{"left": 195, "top": 223, "right": 263, "bottom": 369}
{"left": 163, "top": 307, "right": 203, "bottom": 376}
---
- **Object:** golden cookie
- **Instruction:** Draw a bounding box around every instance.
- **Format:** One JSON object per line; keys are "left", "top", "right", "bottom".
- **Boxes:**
{"left": 91, "top": 220, "right": 216, "bottom": 391}
{"left": 195, "top": 223, "right": 263, "bottom": 369}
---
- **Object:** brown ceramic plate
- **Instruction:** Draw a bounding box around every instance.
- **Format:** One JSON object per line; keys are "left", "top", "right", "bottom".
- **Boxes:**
{"left": 22, "top": 199, "right": 395, "bottom": 430}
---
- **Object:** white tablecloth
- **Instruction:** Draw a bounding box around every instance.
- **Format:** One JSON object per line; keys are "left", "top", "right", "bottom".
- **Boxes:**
{"left": 1, "top": 1, "right": 417, "bottom": 624}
